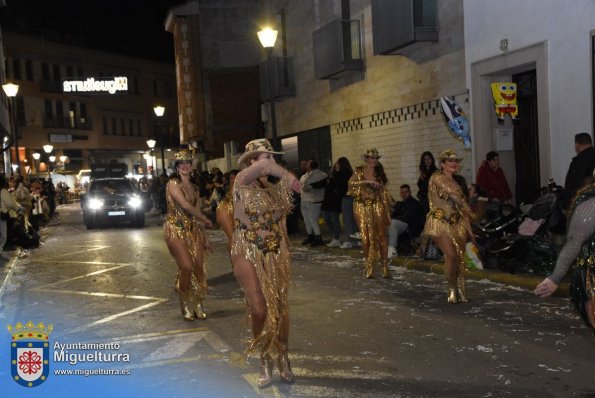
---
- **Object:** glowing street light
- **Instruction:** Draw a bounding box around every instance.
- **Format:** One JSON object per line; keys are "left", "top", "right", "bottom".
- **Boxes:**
{"left": 2, "top": 82, "right": 20, "bottom": 175}
{"left": 258, "top": 27, "right": 279, "bottom": 149}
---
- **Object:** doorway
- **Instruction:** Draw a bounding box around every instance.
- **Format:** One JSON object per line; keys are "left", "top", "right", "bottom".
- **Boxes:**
{"left": 513, "top": 70, "right": 541, "bottom": 203}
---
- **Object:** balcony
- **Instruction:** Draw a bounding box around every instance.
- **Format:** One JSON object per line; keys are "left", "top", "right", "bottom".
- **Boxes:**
{"left": 313, "top": 18, "right": 363, "bottom": 80}
{"left": 259, "top": 56, "right": 296, "bottom": 100}
{"left": 372, "top": 0, "right": 438, "bottom": 55}
{"left": 43, "top": 116, "right": 93, "bottom": 130}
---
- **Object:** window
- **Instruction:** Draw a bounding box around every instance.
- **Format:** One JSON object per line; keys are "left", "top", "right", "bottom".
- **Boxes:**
{"left": 129, "top": 119, "right": 134, "bottom": 136}
{"left": 66, "top": 66, "right": 74, "bottom": 77}
{"left": 153, "top": 80, "right": 158, "bottom": 96}
{"left": 44, "top": 100, "right": 53, "bottom": 119}
{"left": 25, "top": 60, "right": 33, "bottom": 81}
{"left": 56, "top": 101, "right": 64, "bottom": 120}
{"left": 121, "top": 118, "right": 126, "bottom": 136}
{"left": 13, "top": 58, "right": 21, "bottom": 80}
{"left": 102, "top": 116, "right": 108, "bottom": 135}
{"left": 69, "top": 102, "right": 77, "bottom": 128}
{"left": 53, "top": 64, "right": 61, "bottom": 82}
{"left": 41, "top": 63, "right": 50, "bottom": 81}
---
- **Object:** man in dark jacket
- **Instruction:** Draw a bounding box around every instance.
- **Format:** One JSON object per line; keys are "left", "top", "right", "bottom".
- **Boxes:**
{"left": 563, "top": 132, "right": 595, "bottom": 208}
{"left": 387, "top": 184, "right": 425, "bottom": 258}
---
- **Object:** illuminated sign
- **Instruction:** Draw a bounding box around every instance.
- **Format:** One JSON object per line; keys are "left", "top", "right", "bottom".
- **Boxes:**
{"left": 63, "top": 77, "right": 128, "bottom": 95}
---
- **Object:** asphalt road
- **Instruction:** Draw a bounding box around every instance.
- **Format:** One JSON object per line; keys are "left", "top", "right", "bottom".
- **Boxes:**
{"left": 0, "top": 203, "right": 593, "bottom": 398}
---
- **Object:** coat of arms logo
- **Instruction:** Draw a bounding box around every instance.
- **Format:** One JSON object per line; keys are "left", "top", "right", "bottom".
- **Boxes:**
{"left": 7, "top": 321, "right": 53, "bottom": 387}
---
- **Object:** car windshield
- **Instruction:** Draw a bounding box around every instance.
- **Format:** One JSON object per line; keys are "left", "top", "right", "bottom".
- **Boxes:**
{"left": 90, "top": 180, "right": 134, "bottom": 195}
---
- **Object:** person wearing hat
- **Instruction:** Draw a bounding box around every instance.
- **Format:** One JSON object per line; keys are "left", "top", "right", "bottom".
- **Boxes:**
{"left": 348, "top": 148, "right": 392, "bottom": 278}
{"left": 163, "top": 149, "right": 213, "bottom": 321}
{"left": 232, "top": 138, "right": 301, "bottom": 388}
{"left": 423, "top": 149, "right": 474, "bottom": 303}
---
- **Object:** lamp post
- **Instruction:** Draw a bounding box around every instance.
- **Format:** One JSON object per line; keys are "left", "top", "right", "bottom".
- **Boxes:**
{"left": 59, "top": 155, "right": 68, "bottom": 170}
{"left": 2, "top": 82, "right": 20, "bottom": 175}
{"left": 153, "top": 105, "right": 166, "bottom": 176}
{"left": 43, "top": 144, "right": 53, "bottom": 177}
{"left": 32, "top": 152, "right": 40, "bottom": 174}
{"left": 146, "top": 139, "right": 156, "bottom": 176}
{"left": 258, "top": 27, "right": 279, "bottom": 150}
{"left": 49, "top": 155, "right": 56, "bottom": 174}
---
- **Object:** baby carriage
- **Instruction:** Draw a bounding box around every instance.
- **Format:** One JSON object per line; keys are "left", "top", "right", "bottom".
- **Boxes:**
{"left": 474, "top": 183, "right": 565, "bottom": 275}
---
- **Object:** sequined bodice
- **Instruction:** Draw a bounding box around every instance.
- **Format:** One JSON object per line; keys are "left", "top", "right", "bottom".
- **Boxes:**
{"left": 166, "top": 179, "right": 199, "bottom": 230}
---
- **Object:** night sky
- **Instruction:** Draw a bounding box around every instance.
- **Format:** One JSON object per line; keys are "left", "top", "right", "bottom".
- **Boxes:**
{"left": 0, "top": 0, "right": 183, "bottom": 63}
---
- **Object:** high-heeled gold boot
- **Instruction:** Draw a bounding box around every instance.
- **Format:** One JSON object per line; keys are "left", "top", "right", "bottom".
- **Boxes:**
{"left": 257, "top": 354, "right": 273, "bottom": 388}
{"left": 364, "top": 258, "right": 374, "bottom": 279}
{"left": 277, "top": 352, "right": 294, "bottom": 383}
{"left": 190, "top": 272, "right": 207, "bottom": 320}
{"left": 382, "top": 260, "right": 391, "bottom": 278}
{"left": 178, "top": 289, "right": 195, "bottom": 320}
{"left": 447, "top": 278, "right": 458, "bottom": 304}
{"left": 456, "top": 275, "right": 469, "bottom": 303}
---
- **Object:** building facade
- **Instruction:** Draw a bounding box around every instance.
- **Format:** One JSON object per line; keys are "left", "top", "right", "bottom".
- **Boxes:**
{"left": 0, "top": 31, "right": 178, "bottom": 177}
{"left": 255, "top": 0, "right": 469, "bottom": 200}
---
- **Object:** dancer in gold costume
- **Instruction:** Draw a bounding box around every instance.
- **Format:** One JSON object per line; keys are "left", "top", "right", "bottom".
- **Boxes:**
{"left": 423, "top": 149, "right": 474, "bottom": 303}
{"left": 231, "top": 138, "right": 301, "bottom": 388}
{"left": 348, "top": 148, "right": 392, "bottom": 279}
{"left": 163, "top": 150, "right": 213, "bottom": 320}
{"left": 216, "top": 169, "right": 239, "bottom": 255}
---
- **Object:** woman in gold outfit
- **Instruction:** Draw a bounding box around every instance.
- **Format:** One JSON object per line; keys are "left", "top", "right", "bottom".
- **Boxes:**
{"left": 216, "top": 169, "right": 239, "bottom": 255}
{"left": 231, "top": 138, "right": 301, "bottom": 388}
{"left": 348, "top": 148, "right": 392, "bottom": 279}
{"left": 163, "top": 150, "right": 213, "bottom": 320}
{"left": 423, "top": 149, "right": 474, "bottom": 303}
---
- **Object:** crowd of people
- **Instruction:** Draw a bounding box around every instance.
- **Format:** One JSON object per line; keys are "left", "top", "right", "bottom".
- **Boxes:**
{"left": 0, "top": 174, "right": 58, "bottom": 256}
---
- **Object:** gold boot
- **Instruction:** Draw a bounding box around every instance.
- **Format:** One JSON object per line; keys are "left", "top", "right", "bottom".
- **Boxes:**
{"left": 365, "top": 258, "right": 374, "bottom": 279}
{"left": 277, "top": 352, "right": 294, "bottom": 383}
{"left": 447, "top": 278, "right": 458, "bottom": 304}
{"left": 456, "top": 275, "right": 469, "bottom": 303}
{"left": 257, "top": 354, "right": 273, "bottom": 388}
{"left": 190, "top": 272, "right": 207, "bottom": 320}
{"left": 178, "top": 289, "right": 195, "bottom": 320}
{"left": 382, "top": 260, "right": 391, "bottom": 278}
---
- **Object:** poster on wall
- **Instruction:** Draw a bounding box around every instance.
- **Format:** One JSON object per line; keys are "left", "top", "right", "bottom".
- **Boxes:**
{"left": 495, "top": 127, "right": 514, "bottom": 151}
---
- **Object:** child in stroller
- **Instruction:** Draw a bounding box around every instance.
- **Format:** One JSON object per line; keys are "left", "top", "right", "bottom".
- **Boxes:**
{"left": 474, "top": 181, "right": 565, "bottom": 275}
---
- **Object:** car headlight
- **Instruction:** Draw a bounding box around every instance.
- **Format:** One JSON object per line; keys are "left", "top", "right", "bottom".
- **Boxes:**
{"left": 89, "top": 198, "right": 104, "bottom": 210}
{"left": 128, "top": 197, "right": 142, "bottom": 208}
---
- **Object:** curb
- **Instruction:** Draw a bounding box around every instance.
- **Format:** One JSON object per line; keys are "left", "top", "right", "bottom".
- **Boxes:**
{"left": 291, "top": 237, "right": 569, "bottom": 298}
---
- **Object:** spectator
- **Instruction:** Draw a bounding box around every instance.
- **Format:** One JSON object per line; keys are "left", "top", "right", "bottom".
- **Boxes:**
{"left": 476, "top": 151, "right": 512, "bottom": 204}
{"left": 476, "top": 151, "right": 512, "bottom": 220}
{"left": 387, "top": 184, "right": 425, "bottom": 259}
{"left": 417, "top": 151, "right": 438, "bottom": 216}
{"left": 321, "top": 159, "right": 343, "bottom": 247}
{"left": 563, "top": 132, "right": 595, "bottom": 209}
{"left": 299, "top": 160, "right": 328, "bottom": 246}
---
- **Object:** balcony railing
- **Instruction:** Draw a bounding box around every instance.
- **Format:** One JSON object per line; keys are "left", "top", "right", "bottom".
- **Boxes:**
{"left": 313, "top": 18, "right": 363, "bottom": 80}
{"left": 43, "top": 116, "right": 93, "bottom": 130}
{"left": 372, "top": 0, "right": 438, "bottom": 55}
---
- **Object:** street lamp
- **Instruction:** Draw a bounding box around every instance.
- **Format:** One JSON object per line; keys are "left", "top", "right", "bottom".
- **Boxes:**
{"left": 258, "top": 27, "right": 279, "bottom": 150}
{"left": 146, "top": 139, "right": 156, "bottom": 176}
{"left": 59, "top": 155, "right": 68, "bottom": 169}
{"left": 32, "top": 152, "right": 40, "bottom": 174}
{"left": 49, "top": 155, "right": 56, "bottom": 174}
{"left": 2, "top": 82, "right": 20, "bottom": 175}
{"left": 153, "top": 105, "right": 166, "bottom": 176}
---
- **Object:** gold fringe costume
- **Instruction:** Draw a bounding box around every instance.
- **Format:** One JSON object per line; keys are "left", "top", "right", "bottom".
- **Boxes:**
{"left": 348, "top": 165, "right": 392, "bottom": 277}
{"left": 423, "top": 172, "right": 474, "bottom": 300}
{"left": 163, "top": 179, "right": 209, "bottom": 318}
{"left": 232, "top": 164, "right": 294, "bottom": 358}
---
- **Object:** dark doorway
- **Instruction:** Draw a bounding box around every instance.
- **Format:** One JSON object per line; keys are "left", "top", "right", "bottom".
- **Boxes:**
{"left": 513, "top": 70, "right": 541, "bottom": 204}
{"left": 296, "top": 126, "right": 332, "bottom": 173}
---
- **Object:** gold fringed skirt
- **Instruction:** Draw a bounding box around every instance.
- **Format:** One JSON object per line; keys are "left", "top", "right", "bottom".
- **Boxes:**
{"left": 354, "top": 200, "right": 390, "bottom": 264}
{"left": 231, "top": 236, "right": 291, "bottom": 358}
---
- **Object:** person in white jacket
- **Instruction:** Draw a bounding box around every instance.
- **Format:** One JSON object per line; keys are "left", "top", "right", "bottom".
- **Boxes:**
{"left": 299, "top": 160, "right": 328, "bottom": 246}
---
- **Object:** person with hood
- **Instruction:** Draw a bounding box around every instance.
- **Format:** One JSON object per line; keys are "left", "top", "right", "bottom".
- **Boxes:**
{"left": 299, "top": 159, "right": 328, "bottom": 246}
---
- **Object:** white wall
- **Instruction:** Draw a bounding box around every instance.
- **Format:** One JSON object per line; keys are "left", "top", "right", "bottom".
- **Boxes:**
{"left": 464, "top": 0, "right": 595, "bottom": 183}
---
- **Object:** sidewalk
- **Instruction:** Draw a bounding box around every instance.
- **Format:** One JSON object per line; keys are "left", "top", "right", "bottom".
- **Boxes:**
{"left": 289, "top": 235, "right": 569, "bottom": 297}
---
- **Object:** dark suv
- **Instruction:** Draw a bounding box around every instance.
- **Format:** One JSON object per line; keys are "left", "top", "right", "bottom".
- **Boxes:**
{"left": 81, "top": 177, "right": 146, "bottom": 229}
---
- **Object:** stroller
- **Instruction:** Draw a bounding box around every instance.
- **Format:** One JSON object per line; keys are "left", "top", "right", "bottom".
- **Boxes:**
{"left": 474, "top": 183, "right": 565, "bottom": 275}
